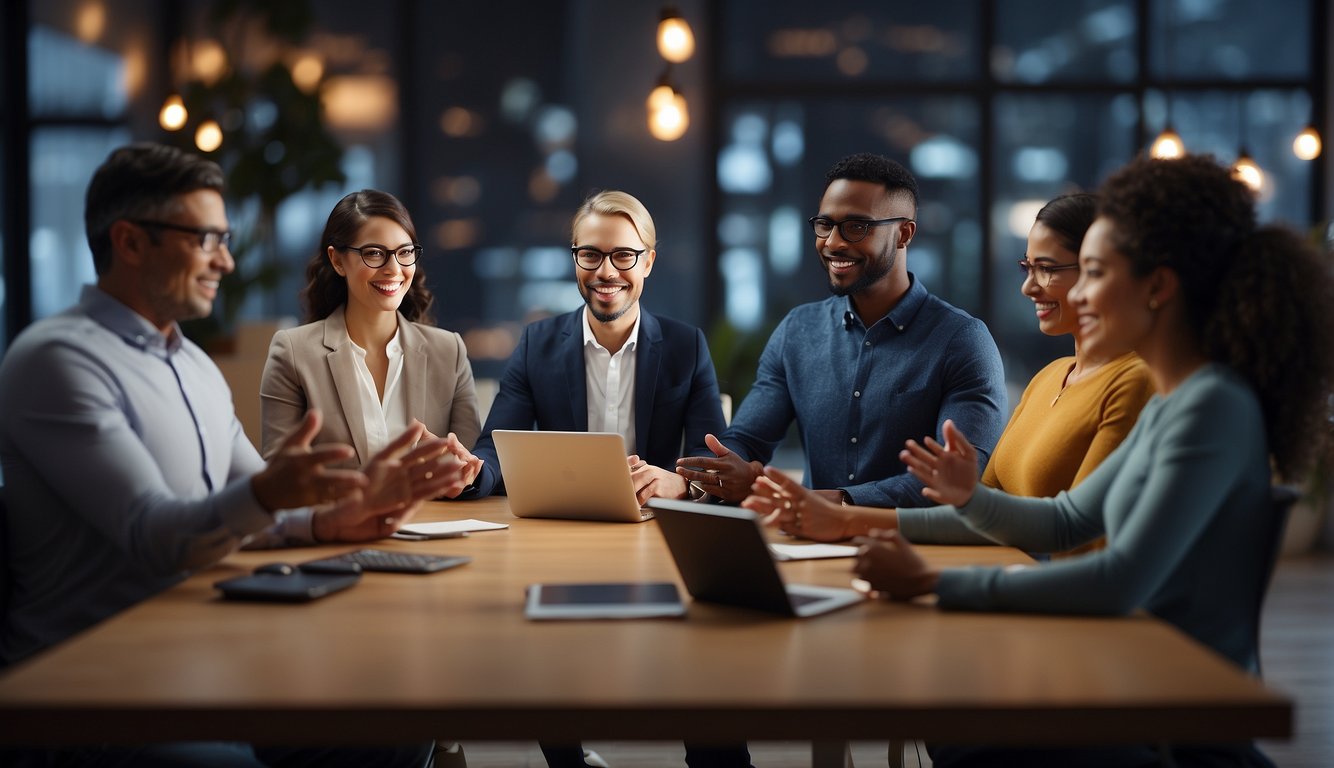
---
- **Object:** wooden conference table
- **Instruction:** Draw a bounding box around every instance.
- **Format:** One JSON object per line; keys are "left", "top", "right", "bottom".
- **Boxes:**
{"left": 0, "top": 497, "right": 1291, "bottom": 760}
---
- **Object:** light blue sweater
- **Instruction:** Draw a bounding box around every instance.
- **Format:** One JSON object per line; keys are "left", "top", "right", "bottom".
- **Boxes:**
{"left": 920, "top": 364, "right": 1273, "bottom": 672}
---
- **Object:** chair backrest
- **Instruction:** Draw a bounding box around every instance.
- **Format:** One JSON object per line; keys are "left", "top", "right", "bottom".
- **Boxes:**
{"left": 1253, "top": 484, "right": 1300, "bottom": 675}
{"left": 0, "top": 487, "right": 8, "bottom": 666}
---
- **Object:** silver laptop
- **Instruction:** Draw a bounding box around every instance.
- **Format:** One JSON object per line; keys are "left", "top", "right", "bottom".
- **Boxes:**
{"left": 492, "top": 430, "right": 653, "bottom": 523}
{"left": 647, "top": 497, "right": 865, "bottom": 617}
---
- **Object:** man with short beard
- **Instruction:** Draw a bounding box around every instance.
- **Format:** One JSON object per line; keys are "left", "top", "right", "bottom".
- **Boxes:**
{"left": 462, "top": 189, "right": 726, "bottom": 508}
{"left": 678, "top": 153, "right": 1006, "bottom": 509}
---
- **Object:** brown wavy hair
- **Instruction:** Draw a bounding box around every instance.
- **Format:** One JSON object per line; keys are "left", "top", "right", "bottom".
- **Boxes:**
{"left": 301, "top": 189, "right": 435, "bottom": 325}
{"left": 1098, "top": 154, "right": 1334, "bottom": 478}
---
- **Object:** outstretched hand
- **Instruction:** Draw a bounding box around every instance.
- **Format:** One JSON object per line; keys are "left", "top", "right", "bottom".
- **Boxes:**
{"left": 251, "top": 410, "right": 364, "bottom": 512}
{"left": 899, "top": 419, "right": 979, "bottom": 508}
{"left": 676, "top": 433, "right": 763, "bottom": 502}
{"left": 741, "top": 467, "right": 852, "bottom": 542}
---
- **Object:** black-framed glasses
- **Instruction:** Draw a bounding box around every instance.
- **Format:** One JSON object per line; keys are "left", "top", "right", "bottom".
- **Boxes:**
{"left": 571, "top": 246, "right": 645, "bottom": 271}
{"left": 131, "top": 220, "right": 232, "bottom": 253}
{"left": 1017, "top": 259, "right": 1080, "bottom": 288}
{"left": 808, "top": 216, "right": 912, "bottom": 243}
{"left": 338, "top": 243, "right": 422, "bottom": 268}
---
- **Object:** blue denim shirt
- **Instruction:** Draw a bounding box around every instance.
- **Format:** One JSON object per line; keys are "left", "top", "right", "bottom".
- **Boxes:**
{"left": 720, "top": 275, "right": 1006, "bottom": 508}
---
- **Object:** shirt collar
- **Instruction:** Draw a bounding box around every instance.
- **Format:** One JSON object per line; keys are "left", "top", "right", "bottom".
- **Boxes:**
{"left": 80, "top": 284, "right": 182, "bottom": 354}
{"left": 346, "top": 324, "right": 404, "bottom": 358}
{"left": 582, "top": 306, "right": 641, "bottom": 353}
{"left": 840, "top": 272, "right": 929, "bottom": 333}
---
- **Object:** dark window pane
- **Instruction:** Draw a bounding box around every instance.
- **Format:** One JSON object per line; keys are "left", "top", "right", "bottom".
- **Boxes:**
{"left": 722, "top": 1, "right": 981, "bottom": 82}
{"left": 1144, "top": 88, "right": 1313, "bottom": 226}
{"left": 1150, "top": 0, "right": 1310, "bottom": 80}
{"left": 994, "top": 0, "right": 1137, "bottom": 83}
{"left": 717, "top": 97, "right": 983, "bottom": 335}
{"left": 28, "top": 25, "right": 127, "bottom": 119}
{"left": 991, "top": 93, "right": 1140, "bottom": 380}
{"left": 30, "top": 128, "right": 130, "bottom": 319}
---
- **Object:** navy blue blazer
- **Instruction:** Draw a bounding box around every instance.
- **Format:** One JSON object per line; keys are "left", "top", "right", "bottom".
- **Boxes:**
{"left": 465, "top": 308, "right": 726, "bottom": 497}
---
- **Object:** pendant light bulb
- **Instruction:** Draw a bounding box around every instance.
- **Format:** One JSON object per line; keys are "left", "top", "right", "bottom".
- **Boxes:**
{"left": 1150, "top": 125, "right": 1184, "bottom": 159}
{"left": 1293, "top": 126, "right": 1322, "bottom": 161}
{"left": 159, "top": 94, "right": 188, "bottom": 131}
{"left": 1231, "top": 150, "right": 1264, "bottom": 192}
{"left": 657, "top": 7, "right": 695, "bottom": 63}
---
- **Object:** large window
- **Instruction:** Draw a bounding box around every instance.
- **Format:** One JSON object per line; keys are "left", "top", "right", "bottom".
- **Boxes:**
{"left": 715, "top": 0, "right": 1325, "bottom": 392}
{"left": 26, "top": 7, "right": 142, "bottom": 323}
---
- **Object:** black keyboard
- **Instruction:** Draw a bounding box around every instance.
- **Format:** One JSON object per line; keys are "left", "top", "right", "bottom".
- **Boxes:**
{"left": 304, "top": 549, "right": 471, "bottom": 574}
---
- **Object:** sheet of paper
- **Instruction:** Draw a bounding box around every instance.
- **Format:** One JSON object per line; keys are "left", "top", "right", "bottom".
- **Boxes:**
{"left": 768, "top": 543, "right": 858, "bottom": 561}
{"left": 399, "top": 519, "right": 509, "bottom": 535}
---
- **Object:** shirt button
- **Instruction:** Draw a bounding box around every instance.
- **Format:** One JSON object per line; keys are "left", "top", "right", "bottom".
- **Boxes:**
{"left": 848, "top": 473, "right": 855, "bottom": 480}
{"left": 864, "top": 340, "right": 871, "bottom": 347}
{"left": 850, "top": 437, "right": 858, "bottom": 444}
{"left": 853, "top": 391, "right": 861, "bottom": 398}
{"left": 897, "top": 325, "right": 905, "bottom": 331}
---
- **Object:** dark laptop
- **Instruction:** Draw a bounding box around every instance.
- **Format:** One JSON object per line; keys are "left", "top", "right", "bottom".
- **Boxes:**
{"left": 647, "top": 497, "right": 865, "bottom": 617}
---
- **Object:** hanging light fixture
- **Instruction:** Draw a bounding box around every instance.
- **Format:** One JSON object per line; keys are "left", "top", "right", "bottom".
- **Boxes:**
{"left": 647, "top": 78, "right": 689, "bottom": 142}
{"left": 1150, "top": 122, "right": 1185, "bottom": 159}
{"left": 1150, "top": 2, "right": 1184, "bottom": 159}
{"left": 657, "top": 6, "right": 695, "bottom": 63}
{"left": 159, "top": 93, "right": 188, "bottom": 131}
{"left": 1293, "top": 124, "right": 1322, "bottom": 161}
{"left": 195, "top": 119, "right": 223, "bottom": 153}
{"left": 1231, "top": 150, "right": 1263, "bottom": 191}
{"left": 1230, "top": 94, "right": 1263, "bottom": 193}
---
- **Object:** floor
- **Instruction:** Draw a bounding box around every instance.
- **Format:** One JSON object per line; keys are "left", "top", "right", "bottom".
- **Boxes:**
{"left": 459, "top": 553, "right": 1334, "bottom": 767}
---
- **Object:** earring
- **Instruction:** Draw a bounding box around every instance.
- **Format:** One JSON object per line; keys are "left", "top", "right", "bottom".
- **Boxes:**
{"left": 1148, "top": 298, "right": 1159, "bottom": 311}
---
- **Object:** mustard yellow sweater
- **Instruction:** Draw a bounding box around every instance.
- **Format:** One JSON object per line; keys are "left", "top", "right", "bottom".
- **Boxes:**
{"left": 899, "top": 352, "right": 1155, "bottom": 554}
{"left": 982, "top": 352, "right": 1155, "bottom": 497}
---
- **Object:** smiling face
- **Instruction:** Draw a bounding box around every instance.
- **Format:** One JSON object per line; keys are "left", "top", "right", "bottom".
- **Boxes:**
{"left": 814, "top": 178, "right": 913, "bottom": 297}
{"left": 1022, "top": 221, "right": 1082, "bottom": 337}
{"left": 328, "top": 215, "right": 415, "bottom": 320}
{"left": 573, "top": 211, "right": 654, "bottom": 325}
{"left": 1069, "top": 217, "right": 1156, "bottom": 359}
{"left": 139, "top": 188, "right": 234, "bottom": 333}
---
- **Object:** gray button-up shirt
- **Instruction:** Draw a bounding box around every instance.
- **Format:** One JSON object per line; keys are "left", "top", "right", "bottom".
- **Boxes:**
{"left": 0, "top": 286, "right": 310, "bottom": 664}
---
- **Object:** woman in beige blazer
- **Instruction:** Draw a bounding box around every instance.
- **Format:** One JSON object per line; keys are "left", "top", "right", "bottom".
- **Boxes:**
{"left": 260, "top": 190, "right": 482, "bottom": 489}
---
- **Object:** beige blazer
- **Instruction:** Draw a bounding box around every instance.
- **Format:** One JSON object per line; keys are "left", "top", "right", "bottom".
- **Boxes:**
{"left": 259, "top": 306, "right": 481, "bottom": 466}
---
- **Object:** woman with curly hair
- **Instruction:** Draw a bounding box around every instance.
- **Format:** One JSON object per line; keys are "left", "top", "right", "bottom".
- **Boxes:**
{"left": 260, "top": 190, "right": 482, "bottom": 491}
{"left": 853, "top": 154, "right": 1334, "bottom": 767}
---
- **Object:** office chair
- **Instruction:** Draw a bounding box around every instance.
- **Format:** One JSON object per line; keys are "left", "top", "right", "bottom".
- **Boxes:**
{"left": 0, "top": 487, "right": 8, "bottom": 670}
{"left": 1252, "top": 484, "right": 1300, "bottom": 676}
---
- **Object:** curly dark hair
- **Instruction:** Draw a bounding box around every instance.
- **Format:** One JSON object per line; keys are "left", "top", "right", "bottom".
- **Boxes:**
{"left": 1034, "top": 192, "right": 1098, "bottom": 254}
{"left": 825, "top": 153, "right": 919, "bottom": 211}
{"left": 1098, "top": 153, "right": 1334, "bottom": 478}
{"left": 301, "top": 189, "right": 435, "bottom": 325}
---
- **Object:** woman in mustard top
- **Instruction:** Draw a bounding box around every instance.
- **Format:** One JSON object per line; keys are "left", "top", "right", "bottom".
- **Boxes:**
{"left": 745, "top": 193, "right": 1155, "bottom": 547}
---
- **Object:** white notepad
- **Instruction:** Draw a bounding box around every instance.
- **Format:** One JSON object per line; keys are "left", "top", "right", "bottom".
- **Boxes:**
{"left": 398, "top": 519, "right": 509, "bottom": 536}
{"left": 768, "top": 543, "right": 858, "bottom": 561}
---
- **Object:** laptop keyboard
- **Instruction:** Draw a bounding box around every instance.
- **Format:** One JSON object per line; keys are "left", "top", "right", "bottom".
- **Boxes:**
{"left": 304, "top": 549, "right": 470, "bottom": 574}
{"left": 786, "top": 590, "right": 826, "bottom": 608}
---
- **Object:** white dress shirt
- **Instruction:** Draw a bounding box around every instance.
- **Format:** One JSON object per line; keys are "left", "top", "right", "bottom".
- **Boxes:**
{"left": 582, "top": 307, "right": 640, "bottom": 453}
{"left": 347, "top": 326, "right": 410, "bottom": 461}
